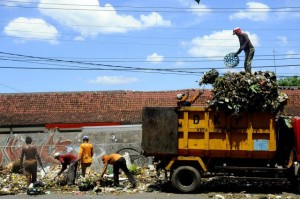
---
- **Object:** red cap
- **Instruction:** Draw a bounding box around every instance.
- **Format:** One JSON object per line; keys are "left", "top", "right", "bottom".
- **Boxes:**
{"left": 233, "top": 27, "right": 242, "bottom": 35}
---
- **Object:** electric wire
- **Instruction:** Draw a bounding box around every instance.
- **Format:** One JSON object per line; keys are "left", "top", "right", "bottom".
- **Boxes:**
{"left": 0, "top": 53, "right": 299, "bottom": 73}
{"left": 2, "top": 35, "right": 300, "bottom": 49}
{"left": 1, "top": 2, "right": 300, "bottom": 13}
{"left": 1, "top": 52, "right": 300, "bottom": 64}
{"left": 4, "top": 29, "right": 300, "bottom": 42}
{"left": 2, "top": 19, "right": 300, "bottom": 31}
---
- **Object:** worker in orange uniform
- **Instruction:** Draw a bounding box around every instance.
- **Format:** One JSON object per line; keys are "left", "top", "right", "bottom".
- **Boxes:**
{"left": 78, "top": 135, "right": 93, "bottom": 177}
{"left": 100, "top": 153, "right": 137, "bottom": 188}
{"left": 177, "top": 89, "right": 203, "bottom": 107}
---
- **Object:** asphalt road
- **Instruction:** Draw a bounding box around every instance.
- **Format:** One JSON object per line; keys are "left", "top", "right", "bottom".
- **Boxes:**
{"left": 1, "top": 191, "right": 299, "bottom": 199}
{"left": 0, "top": 192, "right": 210, "bottom": 199}
{"left": 2, "top": 177, "right": 299, "bottom": 199}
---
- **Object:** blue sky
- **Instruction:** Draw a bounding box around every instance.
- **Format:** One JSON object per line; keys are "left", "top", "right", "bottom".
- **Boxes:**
{"left": 0, "top": 0, "right": 299, "bottom": 93}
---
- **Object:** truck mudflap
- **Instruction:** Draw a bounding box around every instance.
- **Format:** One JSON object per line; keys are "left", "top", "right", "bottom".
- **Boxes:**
{"left": 165, "top": 156, "right": 207, "bottom": 172}
{"left": 293, "top": 117, "right": 300, "bottom": 162}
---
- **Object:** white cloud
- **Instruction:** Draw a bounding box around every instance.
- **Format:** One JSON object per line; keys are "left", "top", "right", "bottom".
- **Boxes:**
{"left": 140, "top": 12, "right": 171, "bottom": 27}
{"left": 190, "top": 3, "right": 212, "bottom": 16}
{"left": 146, "top": 53, "right": 164, "bottom": 63}
{"left": 74, "top": 36, "right": 85, "bottom": 41}
{"left": 276, "top": 8, "right": 300, "bottom": 19}
{"left": 283, "top": 50, "right": 299, "bottom": 71}
{"left": 277, "top": 36, "right": 288, "bottom": 45}
{"left": 88, "top": 76, "right": 138, "bottom": 85}
{"left": 38, "top": 0, "right": 171, "bottom": 37}
{"left": 4, "top": 0, "right": 37, "bottom": 6}
{"left": 286, "top": 50, "right": 300, "bottom": 59}
{"left": 229, "top": 2, "right": 270, "bottom": 21}
{"left": 175, "top": 61, "right": 185, "bottom": 67}
{"left": 187, "top": 30, "right": 259, "bottom": 58}
{"left": 179, "top": 0, "right": 211, "bottom": 16}
{"left": 4, "top": 17, "right": 59, "bottom": 44}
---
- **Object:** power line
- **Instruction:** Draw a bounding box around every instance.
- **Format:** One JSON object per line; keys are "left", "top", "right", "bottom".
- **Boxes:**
{"left": 0, "top": 52, "right": 299, "bottom": 73}
{"left": 0, "top": 63, "right": 299, "bottom": 72}
{"left": 1, "top": 55, "right": 299, "bottom": 63}
{"left": 0, "top": 51, "right": 203, "bottom": 75}
{"left": 2, "top": 20, "right": 300, "bottom": 31}
{"left": 3, "top": 29, "right": 300, "bottom": 42}
{"left": 0, "top": 81, "right": 23, "bottom": 92}
{"left": 2, "top": 53, "right": 299, "bottom": 60}
{"left": 3, "top": 35, "right": 300, "bottom": 49}
{"left": 0, "top": 50, "right": 299, "bottom": 93}
{"left": 3, "top": 0, "right": 300, "bottom": 10}
{"left": 1, "top": 2, "right": 300, "bottom": 13}
{"left": 1, "top": 52, "right": 300, "bottom": 64}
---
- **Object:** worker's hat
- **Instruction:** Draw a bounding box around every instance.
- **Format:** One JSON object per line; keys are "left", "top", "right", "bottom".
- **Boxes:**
{"left": 54, "top": 152, "right": 60, "bottom": 158}
{"left": 82, "top": 135, "right": 89, "bottom": 141}
{"left": 177, "top": 94, "right": 183, "bottom": 100}
{"left": 233, "top": 27, "right": 242, "bottom": 35}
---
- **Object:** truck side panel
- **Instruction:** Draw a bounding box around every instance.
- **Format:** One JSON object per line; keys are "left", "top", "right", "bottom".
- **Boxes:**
{"left": 142, "top": 107, "right": 178, "bottom": 156}
{"left": 177, "top": 107, "right": 276, "bottom": 159}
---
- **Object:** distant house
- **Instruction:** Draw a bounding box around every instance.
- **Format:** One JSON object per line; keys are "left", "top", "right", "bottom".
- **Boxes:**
{"left": 0, "top": 89, "right": 299, "bottom": 134}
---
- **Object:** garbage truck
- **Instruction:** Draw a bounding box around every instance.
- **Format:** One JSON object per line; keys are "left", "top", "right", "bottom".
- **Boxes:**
{"left": 141, "top": 106, "right": 300, "bottom": 193}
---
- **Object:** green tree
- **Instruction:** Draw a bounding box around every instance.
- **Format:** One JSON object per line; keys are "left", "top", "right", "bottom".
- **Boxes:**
{"left": 277, "top": 76, "right": 300, "bottom": 86}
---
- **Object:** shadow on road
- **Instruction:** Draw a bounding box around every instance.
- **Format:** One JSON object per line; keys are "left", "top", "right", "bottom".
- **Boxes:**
{"left": 149, "top": 178, "right": 294, "bottom": 194}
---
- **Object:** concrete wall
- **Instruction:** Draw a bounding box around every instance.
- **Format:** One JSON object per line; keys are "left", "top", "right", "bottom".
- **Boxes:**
{"left": 0, "top": 125, "right": 145, "bottom": 170}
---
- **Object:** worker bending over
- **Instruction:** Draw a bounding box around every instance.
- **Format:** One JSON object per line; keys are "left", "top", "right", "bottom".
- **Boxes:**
{"left": 54, "top": 153, "right": 78, "bottom": 185}
{"left": 233, "top": 27, "right": 255, "bottom": 73}
{"left": 100, "top": 153, "right": 137, "bottom": 188}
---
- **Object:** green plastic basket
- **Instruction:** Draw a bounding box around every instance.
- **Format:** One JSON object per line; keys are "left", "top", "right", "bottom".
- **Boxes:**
{"left": 224, "top": 53, "right": 239, "bottom": 68}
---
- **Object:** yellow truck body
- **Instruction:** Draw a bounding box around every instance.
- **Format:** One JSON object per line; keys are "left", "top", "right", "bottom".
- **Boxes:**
{"left": 142, "top": 107, "right": 298, "bottom": 193}
{"left": 142, "top": 107, "right": 277, "bottom": 159}
{"left": 177, "top": 107, "right": 276, "bottom": 159}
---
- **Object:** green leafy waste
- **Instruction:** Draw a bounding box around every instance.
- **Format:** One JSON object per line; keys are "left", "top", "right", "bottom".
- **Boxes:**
{"left": 199, "top": 70, "right": 288, "bottom": 115}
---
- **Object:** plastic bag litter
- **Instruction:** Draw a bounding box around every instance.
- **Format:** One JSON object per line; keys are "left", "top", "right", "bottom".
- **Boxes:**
{"left": 40, "top": 166, "right": 51, "bottom": 178}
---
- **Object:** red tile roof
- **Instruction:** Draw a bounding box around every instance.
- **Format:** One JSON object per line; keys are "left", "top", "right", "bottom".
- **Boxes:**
{"left": 0, "top": 89, "right": 298, "bottom": 127}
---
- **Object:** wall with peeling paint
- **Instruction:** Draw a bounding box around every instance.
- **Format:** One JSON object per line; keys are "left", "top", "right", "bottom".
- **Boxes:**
{"left": 0, "top": 125, "right": 144, "bottom": 170}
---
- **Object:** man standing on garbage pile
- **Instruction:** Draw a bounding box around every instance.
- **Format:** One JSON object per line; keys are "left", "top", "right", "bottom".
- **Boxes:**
{"left": 99, "top": 153, "right": 137, "bottom": 188}
{"left": 20, "top": 136, "right": 44, "bottom": 187}
{"left": 53, "top": 153, "right": 79, "bottom": 185}
{"left": 177, "top": 89, "right": 203, "bottom": 107}
{"left": 78, "top": 135, "right": 93, "bottom": 177}
{"left": 233, "top": 27, "right": 255, "bottom": 73}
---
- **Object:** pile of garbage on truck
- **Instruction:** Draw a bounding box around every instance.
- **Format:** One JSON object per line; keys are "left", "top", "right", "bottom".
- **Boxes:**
{"left": 199, "top": 69, "right": 288, "bottom": 115}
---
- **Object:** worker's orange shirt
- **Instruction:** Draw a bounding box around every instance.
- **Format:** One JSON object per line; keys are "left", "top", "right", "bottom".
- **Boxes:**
{"left": 101, "top": 153, "right": 122, "bottom": 165}
{"left": 78, "top": 142, "right": 93, "bottom": 164}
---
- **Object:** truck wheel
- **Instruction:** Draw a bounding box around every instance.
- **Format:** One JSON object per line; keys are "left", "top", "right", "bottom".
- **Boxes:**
{"left": 289, "top": 166, "right": 300, "bottom": 193}
{"left": 293, "top": 178, "right": 300, "bottom": 194}
{"left": 171, "top": 166, "right": 201, "bottom": 193}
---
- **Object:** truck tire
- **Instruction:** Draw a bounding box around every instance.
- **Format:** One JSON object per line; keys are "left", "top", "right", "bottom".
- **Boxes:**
{"left": 293, "top": 178, "right": 300, "bottom": 194}
{"left": 290, "top": 166, "right": 300, "bottom": 193}
{"left": 289, "top": 176, "right": 300, "bottom": 194}
{"left": 171, "top": 166, "right": 201, "bottom": 193}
